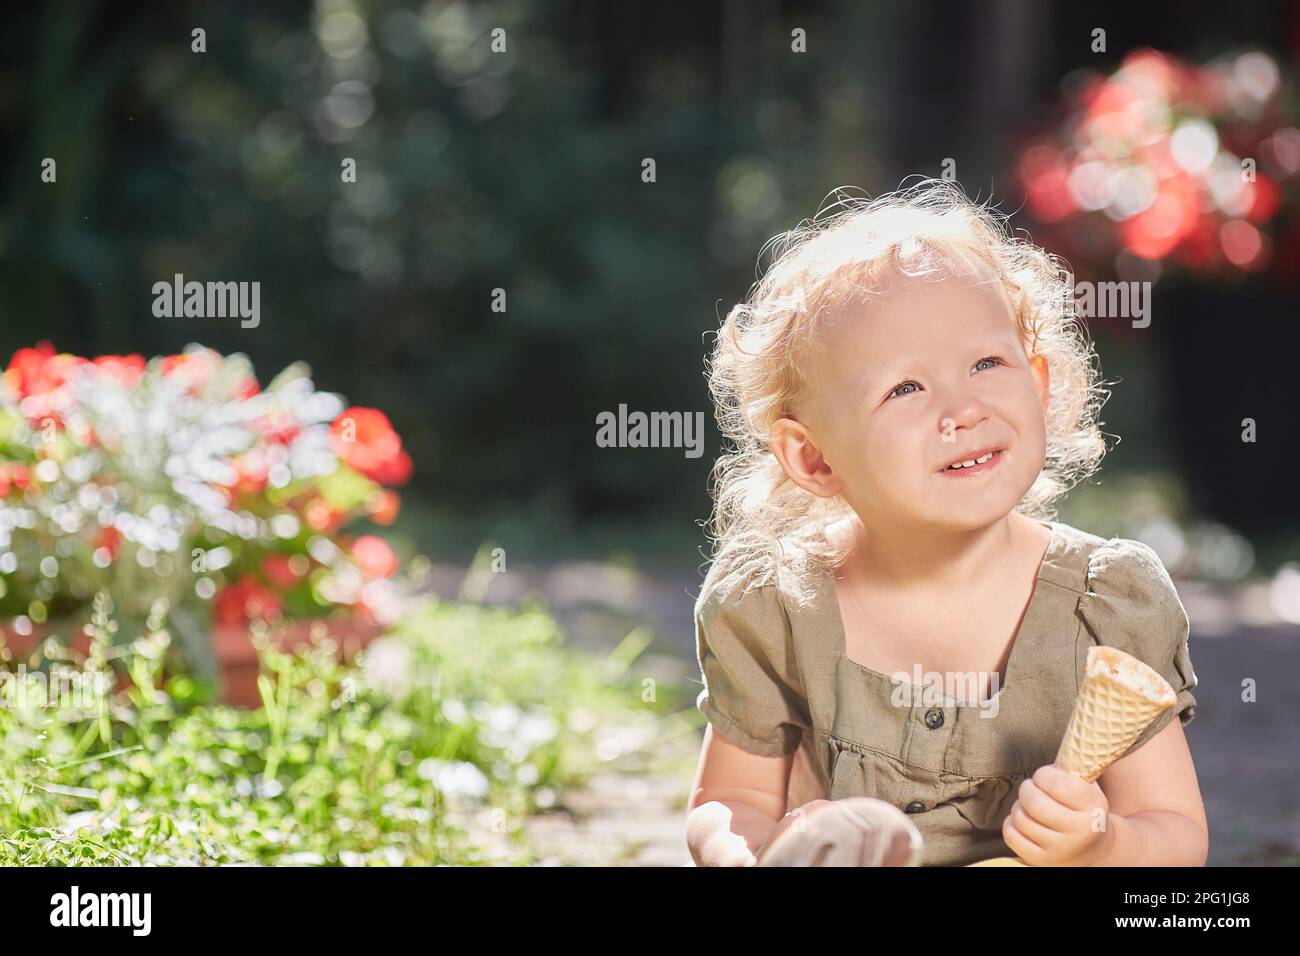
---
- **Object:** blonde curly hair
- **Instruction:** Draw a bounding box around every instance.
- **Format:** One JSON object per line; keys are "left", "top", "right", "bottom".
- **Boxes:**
{"left": 702, "top": 178, "right": 1111, "bottom": 606}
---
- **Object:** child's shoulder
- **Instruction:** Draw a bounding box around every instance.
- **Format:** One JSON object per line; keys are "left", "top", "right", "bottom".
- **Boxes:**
{"left": 1048, "top": 519, "right": 1182, "bottom": 600}
{"left": 1049, "top": 521, "right": 1198, "bottom": 749}
{"left": 1038, "top": 520, "right": 1191, "bottom": 673}
{"left": 696, "top": 552, "right": 788, "bottom": 623}
{"left": 693, "top": 556, "right": 812, "bottom": 755}
{"left": 695, "top": 546, "right": 826, "bottom": 627}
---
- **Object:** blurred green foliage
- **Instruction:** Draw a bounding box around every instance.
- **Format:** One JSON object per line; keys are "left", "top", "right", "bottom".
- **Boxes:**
{"left": 0, "top": 0, "right": 906, "bottom": 555}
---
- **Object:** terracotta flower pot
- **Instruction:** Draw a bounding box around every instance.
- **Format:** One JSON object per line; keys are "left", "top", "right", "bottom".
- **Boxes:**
{"left": 1, "top": 613, "right": 384, "bottom": 708}
{"left": 0, "top": 619, "right": 136, "bottom": 696}
{"left": 211, "top": 614, "right": 385, "bottom": 707}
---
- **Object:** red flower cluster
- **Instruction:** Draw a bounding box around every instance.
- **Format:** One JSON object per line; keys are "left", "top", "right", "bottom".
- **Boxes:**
{"left": 96, "top": 525, "right": 122, "bottom": 561}
{"left": 0, "top": 462, "right": 31, "bottom": 497}
{"left": 213, "top": 574, "right": 285, "bottom": 626}
{"left": 1020, "top": 48, "right": 1299, "bottom": 279}
{"left": 4, "top": 341, "right": 150, "bottom": 395}
{"left": 329, "top": 407, "right": 412, "bottom": 486}
{"left": 2, "top": 342, "right": 266, "bottom": 431}
{"left": 260, "top": 553, "right": 305, "bottom": 589}
{"left": 2, "top": 342, "right": 411, "bottom": 631}
{"left": 213, "top": 407, "right": 411, "bottom": 624}
{"left": 4, "top": 341, "right": 89, "bottom": 399}
{"left": 2, "top": 341, "right": 147, "bottom": 429}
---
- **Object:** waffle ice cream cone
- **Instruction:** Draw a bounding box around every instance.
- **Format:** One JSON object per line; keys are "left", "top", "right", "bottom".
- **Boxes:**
{"left": 1054, "top": 645, "right": 1177, "bottom": 783}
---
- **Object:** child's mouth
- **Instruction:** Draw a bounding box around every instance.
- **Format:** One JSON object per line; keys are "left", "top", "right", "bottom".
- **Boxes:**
{"left": 939, "top": 448, "right": 1005, "bottom": 476}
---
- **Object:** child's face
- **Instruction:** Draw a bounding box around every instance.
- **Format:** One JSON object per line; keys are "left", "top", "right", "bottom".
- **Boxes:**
{"left": 772, "top": 269, "right": 1050, "bottom": 533}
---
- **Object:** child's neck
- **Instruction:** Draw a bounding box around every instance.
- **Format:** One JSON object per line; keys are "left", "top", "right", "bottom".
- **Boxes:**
{"left": 832, "top": 512, "right": 1043, "bottom": 598}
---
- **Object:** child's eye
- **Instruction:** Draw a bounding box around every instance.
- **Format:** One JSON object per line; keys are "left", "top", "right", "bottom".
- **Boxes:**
{"left": 885, "top": 357, "right": 1003, "bottom": 401}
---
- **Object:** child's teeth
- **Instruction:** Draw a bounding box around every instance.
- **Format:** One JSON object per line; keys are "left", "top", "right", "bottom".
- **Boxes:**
{"left": 948, "top": 452, "right": 994, "bottom": 470}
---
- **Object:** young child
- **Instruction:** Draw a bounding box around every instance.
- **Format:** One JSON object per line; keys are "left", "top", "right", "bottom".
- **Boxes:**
{"left": 684, "top": 179, "right": 1206, "bottom": 867}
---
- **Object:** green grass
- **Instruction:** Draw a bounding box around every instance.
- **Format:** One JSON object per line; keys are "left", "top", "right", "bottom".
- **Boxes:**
{"left": 0, "top": 590, "right": 673, "bottom": 865}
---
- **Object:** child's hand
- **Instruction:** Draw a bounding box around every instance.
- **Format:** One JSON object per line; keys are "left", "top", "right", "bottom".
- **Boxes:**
{"left": 756, "top": 798, "right": 923, "bottom": 866}
{"left": 685, "top": 802, "right": 761, "bottom": 867}
{"left": 1001, "top": 765, "right": 1115, "bottom": 866}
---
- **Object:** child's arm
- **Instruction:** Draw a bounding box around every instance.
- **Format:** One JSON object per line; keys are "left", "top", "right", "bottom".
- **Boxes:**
{"left": 1093, "top": 716, "right": 1208, "bottom": 865}
{"left": 685, "top": 725, "right": 793, "bottom": 866}
{"left": 1003, "top": 717, "right": 1208, "bottom": 866}
{"left": 1006, "top": 536, "right": 1205, "bottom": 866}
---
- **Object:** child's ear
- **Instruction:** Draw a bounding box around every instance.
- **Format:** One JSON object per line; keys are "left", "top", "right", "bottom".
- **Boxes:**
{"left": 769, "top": 417, "right": 844, "bottom": 499}
{"left": 1030, "top": 353, "right": 1050, "bottom": 413}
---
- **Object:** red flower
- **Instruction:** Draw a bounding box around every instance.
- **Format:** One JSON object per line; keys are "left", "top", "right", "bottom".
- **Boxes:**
{"left": 4, "top": 342, "right": 87, "bottom": 429}
{"left": 1246, "top": 175, "right": 1281, "bottom": 224}
{"left": 303, "top": 496, "right": 345, "bottom": 534}
{"left": 352, "top": 534, "right": 398, "bottom": 578}
{"left": 0, "top": 462, "right": 31, "bottom": 497}
{"left": 213, "top": 574, "right": 285, "bottom": 626}
{"left": 227, "top": 450, "right": 269, "bottom": 497}
{"left": 329, "top": 407, "right": 413, "bottom": 486}
{"left": 233, "top": 375, "right": 260, "bottom": 400}
{"left": 1118, "top": 173, "right": 1199, "bottom": 260}
{"left": 5, "top": 341, "right": 56, "bottom": 396}
{"left": 1018, "top": 145, "right": 1075, "bottom": 223}
{"left": 260, "top": 553, "right": 303, "bottom": 589}
{"left": 4, "top": 341, "right": 85, "bottom": 398}
{"left": 365, "top": 489, "right": 401, "bottom": 525}
{"left": 96, "top": 525, "right": 121, "bottom": 560}
{"left": 90, "top": 354, "right": 146, "bottom": 388}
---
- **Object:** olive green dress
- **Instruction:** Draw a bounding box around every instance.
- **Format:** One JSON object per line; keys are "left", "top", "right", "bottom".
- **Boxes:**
{"left": 693, "top": 520, "right": 1199, "bottom": 867}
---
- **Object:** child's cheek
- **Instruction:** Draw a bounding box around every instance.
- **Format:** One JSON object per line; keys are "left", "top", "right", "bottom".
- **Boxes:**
{"left": 1023, "top": 412, "right": 1049, "bottom": 469}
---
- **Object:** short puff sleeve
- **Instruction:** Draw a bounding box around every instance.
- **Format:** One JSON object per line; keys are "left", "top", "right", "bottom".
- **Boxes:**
{"left": 1076, "top": 537, "right": 1198, "bottom": 759}
{"left": 694, "top": 575, "right": 810, "bottom": 758}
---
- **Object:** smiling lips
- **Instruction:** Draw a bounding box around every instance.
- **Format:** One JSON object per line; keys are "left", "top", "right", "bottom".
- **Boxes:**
{"left": 939, "top": 447, "right": 1005, "bottom": 475}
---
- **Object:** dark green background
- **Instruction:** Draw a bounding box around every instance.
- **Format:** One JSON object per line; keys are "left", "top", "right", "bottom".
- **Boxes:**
{"left": 2, "top": 0, "right": 1296, "bottom": 569}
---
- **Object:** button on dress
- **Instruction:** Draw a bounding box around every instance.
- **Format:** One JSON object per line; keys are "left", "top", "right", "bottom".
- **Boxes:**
{"left": 693, "top": 520, "right": 1199, "bottom": 866}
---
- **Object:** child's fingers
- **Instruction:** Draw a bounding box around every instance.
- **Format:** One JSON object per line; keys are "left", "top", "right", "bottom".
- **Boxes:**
{"left": 1006, "top": 801, "right": 1059, "bottom": 848}
{"left": 1001, "top": 814, "right": 1045, "bottom": 862}
{"left": 1031, "top": 764, "right": 1100, "bottom": 811}
{"left": 1017, "top": 778, "right": 1082, "bottom": 831}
